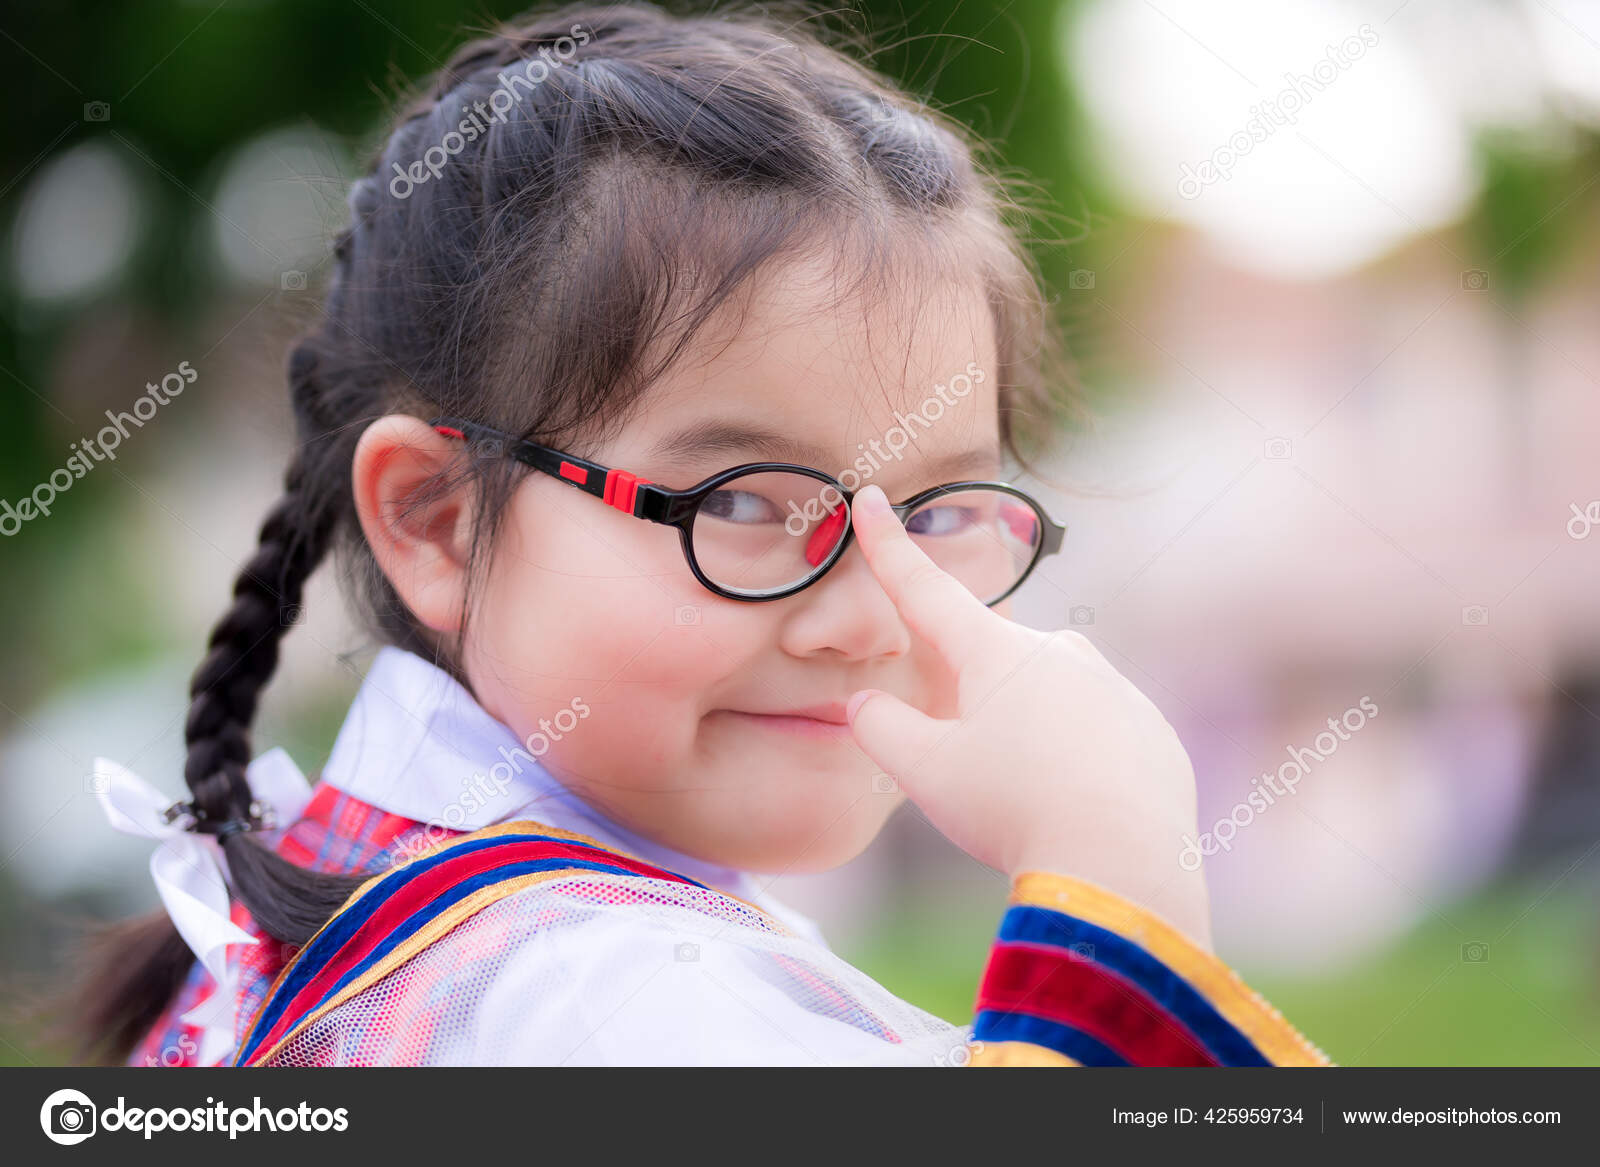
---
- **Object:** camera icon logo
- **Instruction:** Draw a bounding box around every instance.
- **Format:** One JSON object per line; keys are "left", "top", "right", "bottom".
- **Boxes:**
{"left": 1461, "top": 941, "right": 1490, "bottom": 963}
{"left": 935, "top": 1040, "right": 980, "bottom": 1067}
{"left": 40, "top": 1088, "right": 97, "bottom": 1145}
{"left": 1461, "top": 605, "right": 1489, "bottom": 627}
{"left": 1263, "top": 437, "right": 1293, "bottom": 461}
{"left": 82, "top": 101, "right": 110, "bottom": 122}
{"left": 1461, "top": 269, "right": 1489, "bottom": 291}
{"left": 674, "top": 942, "right": 700, "bottom": 962}
{"left": 1069, "top": 269, "right": 1096, "bottom": 290}
{"left": 280, "top": 270, "right": 307, "bottom": 292}
{"left": 1068, "top": 605, "right": 1095, "bottom": 626}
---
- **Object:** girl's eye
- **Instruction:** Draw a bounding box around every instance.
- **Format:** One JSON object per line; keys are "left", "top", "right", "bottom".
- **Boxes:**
{"left": 905, "top": 504, "right": 981, "bottom": 537}
{"left": 700, "top": 488, "right": 784, "bottom": 524}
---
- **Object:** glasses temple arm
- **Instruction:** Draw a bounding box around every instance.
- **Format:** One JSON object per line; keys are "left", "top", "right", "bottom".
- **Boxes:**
{"left": 430, "top": 416, "right": 658, "bottom": 518}
{"left": 1040, "top": 515, "right": 1067, "bottom": 556}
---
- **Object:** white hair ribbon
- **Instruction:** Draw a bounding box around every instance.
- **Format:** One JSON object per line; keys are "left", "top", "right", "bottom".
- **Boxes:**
{"left": 91, "top": 747, "right": 312, "bottom": 1064}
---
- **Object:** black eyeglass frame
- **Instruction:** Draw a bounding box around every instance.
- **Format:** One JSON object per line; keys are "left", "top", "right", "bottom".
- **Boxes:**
{"left": 432, "top": 416, "right": 1066, "bottom": 605}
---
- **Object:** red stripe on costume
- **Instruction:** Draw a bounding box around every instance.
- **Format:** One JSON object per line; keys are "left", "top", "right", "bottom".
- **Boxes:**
{"left": 247, "top": 836, "right": 693, "bottom": 1060}
{"left": 977, "top": 941, "right": 1219, "bottom": 1067}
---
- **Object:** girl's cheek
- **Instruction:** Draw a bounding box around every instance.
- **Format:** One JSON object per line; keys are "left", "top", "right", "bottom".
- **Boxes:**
{"left": 484, "top": 525, "right": 759, "bottom": 692}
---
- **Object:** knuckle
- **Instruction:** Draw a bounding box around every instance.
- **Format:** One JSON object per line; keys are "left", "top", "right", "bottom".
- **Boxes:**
{"left": 1046, "top": 627, "right": 1091, "bottom": 652}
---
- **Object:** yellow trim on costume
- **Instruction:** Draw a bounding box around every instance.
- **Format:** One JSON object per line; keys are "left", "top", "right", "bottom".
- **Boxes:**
{"left": 968, "top": 1040, "right": 1081, "bottom": 1068}
{"left": 1010, "top": 871, "right": 1334, "bottom": 1067}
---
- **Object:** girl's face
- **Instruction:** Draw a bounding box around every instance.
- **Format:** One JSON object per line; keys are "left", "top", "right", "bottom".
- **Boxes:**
{"left": 460, "top": 257, "right": 1003, "bottom": 874}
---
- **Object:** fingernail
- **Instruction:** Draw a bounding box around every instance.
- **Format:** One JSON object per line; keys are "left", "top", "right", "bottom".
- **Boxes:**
{"left": 854, "top": 484, "right": 889, "bottom": 517}
{"left": 846, "top": 689, "right": 882, "bottom": 723}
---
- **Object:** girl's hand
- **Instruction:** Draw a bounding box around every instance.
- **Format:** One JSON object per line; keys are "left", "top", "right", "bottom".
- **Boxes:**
{"left": 844, "top": 484, "right": 1213, "bottom": 947}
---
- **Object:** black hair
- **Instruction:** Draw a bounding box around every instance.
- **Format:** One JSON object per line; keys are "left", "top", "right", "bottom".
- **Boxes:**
{"left": 72, "top": 0, "right": 1074, "bottom": 1063}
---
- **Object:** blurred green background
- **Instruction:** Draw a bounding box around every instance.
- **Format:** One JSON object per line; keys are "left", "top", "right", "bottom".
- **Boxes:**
{"left": 2, "top": 0, "right": 1599, "bottom": 1066}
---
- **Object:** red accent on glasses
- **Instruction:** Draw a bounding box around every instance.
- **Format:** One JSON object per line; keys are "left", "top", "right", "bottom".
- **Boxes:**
{"left": 559, "top": 461, "right": 588, "bottom": 485}
{"left": 435, "top": 425, "right": 465, "bottom": 440}
{"left": 805, "top": 503, "right": 849, "bottom": 567}
{"left": 602, "top": 469, "right": 651, "bottom": 515}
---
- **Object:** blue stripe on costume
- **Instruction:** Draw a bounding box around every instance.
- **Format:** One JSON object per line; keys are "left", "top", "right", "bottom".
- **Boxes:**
{"left": 996, "top": 905, "right": 1269, "bottom": 1067}
{"left": 973, "top": 1010, "right": 1130, "bottom": 1066}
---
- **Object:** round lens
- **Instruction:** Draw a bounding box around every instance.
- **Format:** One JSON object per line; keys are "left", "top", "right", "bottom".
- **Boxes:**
{"left": 901, "top": 487, "right": 1042, "bottom": 604}
{"left": 689, "top": 470, "right": 849, "bottom": 597}
{"left": 690, "top": 475, "right": 1044, "bottom": 602}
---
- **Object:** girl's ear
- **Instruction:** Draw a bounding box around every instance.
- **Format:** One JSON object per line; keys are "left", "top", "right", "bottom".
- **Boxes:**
{"left": 352, "top": 414, "right": 477, "bottom": 635}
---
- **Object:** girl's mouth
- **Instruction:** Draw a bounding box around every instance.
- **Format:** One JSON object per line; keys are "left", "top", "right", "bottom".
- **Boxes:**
{"left": 713, "top": 706, "right": 855, "bottom": 742}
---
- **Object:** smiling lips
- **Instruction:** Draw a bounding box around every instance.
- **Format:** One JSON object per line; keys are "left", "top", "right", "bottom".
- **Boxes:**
{"left": 719, "top": 703, "right": 854, "bottom": 740}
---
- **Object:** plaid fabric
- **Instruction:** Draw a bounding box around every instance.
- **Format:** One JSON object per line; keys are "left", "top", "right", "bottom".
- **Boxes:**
{"left": 128, "top": 783, "right": 462, "bottom": 1068}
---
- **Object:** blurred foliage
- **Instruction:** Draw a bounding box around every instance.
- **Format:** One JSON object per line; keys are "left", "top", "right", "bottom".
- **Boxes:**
{"left": 1469, "top": 130, "right": 1600, "bottom": 301}
{"left": 0, "top": 0, "right": 1100, "bottom": 359}
{"left": 1251, "top": 880, "right": 1600, "bottom": 1067}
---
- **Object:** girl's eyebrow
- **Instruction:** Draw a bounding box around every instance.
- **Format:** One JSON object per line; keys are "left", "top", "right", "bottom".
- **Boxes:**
{"left": 645, "top": 421, "right": 832, "bottom": 467}
{"left": 644, "top": 420, "right": 1003, "bottom": 480}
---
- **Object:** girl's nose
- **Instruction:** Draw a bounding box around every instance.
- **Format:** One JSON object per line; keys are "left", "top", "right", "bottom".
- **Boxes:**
{"left": 777, "top": 536, "right": 911, "bottom": 661}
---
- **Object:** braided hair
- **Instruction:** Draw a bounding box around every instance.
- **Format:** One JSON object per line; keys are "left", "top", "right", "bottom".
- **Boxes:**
{"left": 75, "top": 0, "right": 1072, "bottom": 1063}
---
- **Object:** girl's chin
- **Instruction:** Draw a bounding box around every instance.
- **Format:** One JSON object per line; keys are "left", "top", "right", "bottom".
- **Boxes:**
{"left": 670, "top": 787, "right": 898, "bottom": 875}
{"left": 706, "top": 825, "right": 884, "bottom": 876}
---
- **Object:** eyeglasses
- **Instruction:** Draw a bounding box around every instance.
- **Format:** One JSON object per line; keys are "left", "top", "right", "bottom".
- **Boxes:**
{"left": 432, "top": 417, "right": 1066, "bottom": 605}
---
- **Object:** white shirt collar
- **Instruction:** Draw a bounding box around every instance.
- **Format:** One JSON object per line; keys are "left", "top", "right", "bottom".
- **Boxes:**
{"left": 322, "top": 647, "right": 822, "bottom": 937}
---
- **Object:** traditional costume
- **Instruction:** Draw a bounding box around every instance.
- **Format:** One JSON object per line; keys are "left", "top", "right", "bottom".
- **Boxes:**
{"left": 98, "top": 648, "right": 1329, "bottom": 1067}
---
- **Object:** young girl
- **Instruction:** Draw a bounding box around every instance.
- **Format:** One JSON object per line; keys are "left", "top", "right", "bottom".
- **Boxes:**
{"left": 80, "top": 1, "right": 1327, "bottom": 1067}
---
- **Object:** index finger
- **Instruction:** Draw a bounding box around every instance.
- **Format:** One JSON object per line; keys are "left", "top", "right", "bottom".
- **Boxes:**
{"left": 849, "top": 483, "right": 997, "bottom": 669}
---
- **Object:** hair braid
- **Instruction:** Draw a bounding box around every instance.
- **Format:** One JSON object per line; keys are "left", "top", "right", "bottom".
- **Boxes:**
{"left": 182, "top": 456, "right": 329, "bottom": 826}
{"left": 179, "top": 343, "right": 366, "bottom": 941}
